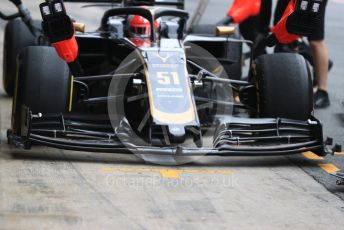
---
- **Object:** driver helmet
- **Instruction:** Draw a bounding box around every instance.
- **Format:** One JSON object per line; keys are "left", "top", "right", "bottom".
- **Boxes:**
{"left": 128, "top": 15, "right": 160, "bottom": 47}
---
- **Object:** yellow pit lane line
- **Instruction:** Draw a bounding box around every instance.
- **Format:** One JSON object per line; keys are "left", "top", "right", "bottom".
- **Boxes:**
{"left": 302, "top": 151, "right": 324, "bottom": 160}
{"left": 318, "top": 164, "right": 340, "bottom": 174}
{"left": 100, "top": 167, "right": 234, "bottom": 179}
{"left": 301, "top": 152, "right": 342, "bottom": 176}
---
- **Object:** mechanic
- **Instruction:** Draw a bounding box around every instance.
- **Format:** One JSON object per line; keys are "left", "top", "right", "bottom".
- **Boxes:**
{"left": 218, "top": 0, "right": 272, "bottom": 51}
{"left": 238, "top": 0, "right": 272, "bottom": 47}
{"left": 274, "top": 0, "right": 330, "bottom": 108}
{"left": 225, "top": 0, "right": 331, "bottom": 108}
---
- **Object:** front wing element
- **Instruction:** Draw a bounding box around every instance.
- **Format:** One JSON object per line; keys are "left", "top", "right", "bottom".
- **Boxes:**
{"left": 7, "top": 109, "right": 327, "bottom": 157}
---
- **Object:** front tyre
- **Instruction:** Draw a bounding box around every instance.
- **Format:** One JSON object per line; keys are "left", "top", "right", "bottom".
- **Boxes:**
{"left": 254, "top": 53, "right": 313, "bottom": 120}
{"left": 12, "top": 46, "right": 70, "bottom": 135}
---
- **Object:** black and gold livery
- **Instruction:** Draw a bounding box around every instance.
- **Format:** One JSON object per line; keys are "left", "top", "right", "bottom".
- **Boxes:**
{"left": 3, "top": 0, "right": 333, "bottom": 157}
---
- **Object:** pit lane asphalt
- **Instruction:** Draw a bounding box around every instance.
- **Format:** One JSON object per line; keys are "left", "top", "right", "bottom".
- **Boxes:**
{"left": 0, "top": 1, "right": 344, "bottom": 229}
{"left": 194, "top": 0, "right": 344, "bottom": 201}
{"left": 298, "top": 0, "right": 344, "bottom": 200}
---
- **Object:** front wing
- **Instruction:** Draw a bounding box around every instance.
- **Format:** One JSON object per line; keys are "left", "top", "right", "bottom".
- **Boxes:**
{"left": 7, "top": 108, "right": 328, "bottom": 157}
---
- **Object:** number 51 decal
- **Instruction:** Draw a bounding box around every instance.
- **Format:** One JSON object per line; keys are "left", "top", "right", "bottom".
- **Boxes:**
{"left": 156, "top": 72, "right": 181, "bottom": 85}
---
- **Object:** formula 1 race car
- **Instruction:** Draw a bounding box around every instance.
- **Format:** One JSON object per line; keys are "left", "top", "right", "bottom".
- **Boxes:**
{"left": 1, "top": 0, "right": 331, "bottom": 164}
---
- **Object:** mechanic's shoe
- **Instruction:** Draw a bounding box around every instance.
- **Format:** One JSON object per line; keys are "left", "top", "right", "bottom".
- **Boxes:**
{"left": 314, "top": 89, "right": 330, "bottom": 109}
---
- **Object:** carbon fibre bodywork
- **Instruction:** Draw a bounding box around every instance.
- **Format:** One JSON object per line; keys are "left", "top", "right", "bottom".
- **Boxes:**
{"left": 6, "top": 3, "right": 329, "bottom": 158}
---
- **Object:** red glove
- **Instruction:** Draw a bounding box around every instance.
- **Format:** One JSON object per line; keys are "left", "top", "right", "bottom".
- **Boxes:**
{"left": 227, "top": 0, "right": 261, "bottom": 24}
